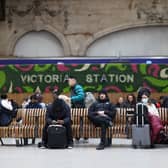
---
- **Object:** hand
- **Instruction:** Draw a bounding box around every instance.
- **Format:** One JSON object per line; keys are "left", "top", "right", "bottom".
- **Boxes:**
{"left": 97, "top": 111, "right": 104, "bottom": 115}
{"left": 56, "top": 120, "right": 64, "bottom": 125}
{"left": 52, "top": 120, "right": 57, "bottom": 125}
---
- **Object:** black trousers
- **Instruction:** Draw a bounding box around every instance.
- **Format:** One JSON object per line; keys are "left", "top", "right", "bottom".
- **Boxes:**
{"left": 89, "top": 115, "right": 111, "bottom": 144}
{"left": 42, "top": 123, "right": 73, "bottom": 145}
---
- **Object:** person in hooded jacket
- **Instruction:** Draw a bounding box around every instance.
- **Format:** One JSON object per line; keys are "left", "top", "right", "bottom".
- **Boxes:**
{"left": 39, "top": 90, "right": 73, "bottom": 149}
{"left": 88, "top": 90, "right": 116, "bottom": 150}
{"left": 0, "top": 94, "right": 18, "bottom": 126}
{"left": 140, "top": 92, "right": 168, "bottom": 145}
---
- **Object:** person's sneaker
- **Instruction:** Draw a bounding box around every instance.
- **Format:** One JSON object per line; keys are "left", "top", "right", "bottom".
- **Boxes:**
{"left": 67, "top": 143, "right": 73, "bottom": 149}
{"left": 38, "top": 142, "right": 47, "bottom": 149}
{"left": 96, "top": 143, "right": 105, "bottom": 150}
{"left": 83, "top": 138, "right": 89, "bottom": 143}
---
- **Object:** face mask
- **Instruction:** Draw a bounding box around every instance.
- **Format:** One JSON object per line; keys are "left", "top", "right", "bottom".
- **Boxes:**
{"left": 142, "top": 98, "right": 148, "bottom": 104}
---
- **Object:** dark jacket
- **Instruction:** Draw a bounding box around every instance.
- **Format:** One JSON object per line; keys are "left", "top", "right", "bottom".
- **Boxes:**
{"left": 70, "top": 84, "right": 85, "bottom": 108}
{"left": 88, "top": 98, "right": 116, "bottom": 120}
{"left": 161, "top": 96, "right": 168, "bottom": 108}
{"left": 26, "top": 102, "right": 42, "bottom": 109}
{"left": 45, "top": 99, "right": 71, "bottom": 125}
{"left": 115, "top": 102, "right": 127, "bottom": 108}
{"left": 124, "top": 101, "right": 136, "bottom": 109}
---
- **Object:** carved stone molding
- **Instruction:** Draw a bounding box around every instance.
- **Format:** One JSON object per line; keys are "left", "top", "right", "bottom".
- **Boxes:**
{"left": 135, "top": 0, "right": 168, "bottom": 23}
{"left": 8, "top": 0, "right": 61, "bottom": 17}
{"left": 6, "top": 0, "right": 65, "bottom": 28}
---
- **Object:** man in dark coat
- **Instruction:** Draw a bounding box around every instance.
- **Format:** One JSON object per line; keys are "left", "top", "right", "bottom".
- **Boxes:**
{"left": 39, "top": 90, "right": 73, "bottom": 149}
{"left": 88, "top": 90, "right": 116, "bottom": 150}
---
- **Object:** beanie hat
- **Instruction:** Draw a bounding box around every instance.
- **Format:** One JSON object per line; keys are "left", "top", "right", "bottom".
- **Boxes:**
{"left": 98, "top": 89, "right": 108, "bottom": 97}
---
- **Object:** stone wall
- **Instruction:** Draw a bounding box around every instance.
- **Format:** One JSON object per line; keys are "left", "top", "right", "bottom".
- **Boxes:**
{"left": 1, "top": 0, "right": 168, "bottom": 57}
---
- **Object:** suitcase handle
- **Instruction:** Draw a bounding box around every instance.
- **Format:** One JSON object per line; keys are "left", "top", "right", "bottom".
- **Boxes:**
{"left": 49, "top": 124, "right": 64, "bottom": 128}
{"left": 136, "top": 103, "right": 145, "bottom": 127}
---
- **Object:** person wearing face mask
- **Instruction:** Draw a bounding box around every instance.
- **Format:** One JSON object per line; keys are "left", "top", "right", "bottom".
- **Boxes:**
{"left": 141, "top": 93, "right": 168, "bottom": 145}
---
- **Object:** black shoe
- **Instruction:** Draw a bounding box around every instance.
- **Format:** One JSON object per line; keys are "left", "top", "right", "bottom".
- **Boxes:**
{"left": 38, "top": 142, "right": 47, "bottom": 149}
{"left": 96, "top": 143, "right": 105, "bottom": 150}
{"left": 24, "top": 138, "right": 28, "bottom": 145}
{"left": 105, "top": 138, "right": 112, "bottom": 147}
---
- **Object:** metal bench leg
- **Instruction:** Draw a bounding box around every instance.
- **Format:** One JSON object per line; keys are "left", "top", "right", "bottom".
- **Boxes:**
{"left": 32, "top": 138, "right": 35, "bottom": 144}
{"left": 24, "top": 138, "right": 28, "bottom": 145}
{"left": 0, "top": 138, "right": 4, "bottom": 146}
{"left": 16, "top": 138, "right": 23, "bottom": 147}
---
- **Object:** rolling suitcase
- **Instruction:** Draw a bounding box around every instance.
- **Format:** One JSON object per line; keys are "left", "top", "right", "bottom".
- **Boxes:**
{"left": 132, "top": 103, "right": 151, "bottom": 148}
{"left": 47, "top": 125, "right": 67, "bottom": 149}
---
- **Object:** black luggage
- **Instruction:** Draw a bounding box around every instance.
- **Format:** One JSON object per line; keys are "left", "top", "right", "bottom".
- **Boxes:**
{"left": 47, "top": 125, "right": 67, "bottom": 149}
{"left": 132, "top": 103, "right": 151, "bottom": 148}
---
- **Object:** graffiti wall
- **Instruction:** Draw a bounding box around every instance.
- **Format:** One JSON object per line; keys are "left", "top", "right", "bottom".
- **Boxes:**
{"left": 0, "top": 63, "right": 168, "bottom": 93}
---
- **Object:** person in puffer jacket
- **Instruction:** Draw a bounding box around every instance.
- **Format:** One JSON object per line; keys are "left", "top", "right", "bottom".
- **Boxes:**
{"left": 88, "top": 90, "right": 116, "bottom": 150}
{"left": 68, "top": 76, "right": 85, "bottom": 108}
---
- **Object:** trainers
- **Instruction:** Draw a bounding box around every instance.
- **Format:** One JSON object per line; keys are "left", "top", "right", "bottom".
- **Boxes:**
{"left": 96, "top": 143, "right": 105, "bottom": 150}
{"left": 38, "top": 142, "right": 47, "bottom": 149}
{"left": 67, "top": 143, "right": 73, "bottom": 149}
{"left": 83, "top": 138, "right": 89, "bottom": 143}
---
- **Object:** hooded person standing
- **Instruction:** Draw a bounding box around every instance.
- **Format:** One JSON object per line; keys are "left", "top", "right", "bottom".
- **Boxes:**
{"left": 88, "top": 90, "right": 116, "bottom": 150}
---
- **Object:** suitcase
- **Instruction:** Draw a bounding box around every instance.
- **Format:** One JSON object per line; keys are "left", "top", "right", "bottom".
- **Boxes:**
{"left": 132, "top": 103, "right": 151, "bottom": 148}
{"left": 47, "top": 125, "right": 67, "bottom": 149}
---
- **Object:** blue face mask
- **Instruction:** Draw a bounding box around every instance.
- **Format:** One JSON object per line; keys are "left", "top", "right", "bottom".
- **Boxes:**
{"left": 142, "top": 98, "right": 148, "bottom": 104}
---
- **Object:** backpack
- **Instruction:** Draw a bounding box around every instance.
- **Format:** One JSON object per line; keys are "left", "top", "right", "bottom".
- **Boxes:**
{"left": 85, "top": 92, "right": 96, "bottom": 108}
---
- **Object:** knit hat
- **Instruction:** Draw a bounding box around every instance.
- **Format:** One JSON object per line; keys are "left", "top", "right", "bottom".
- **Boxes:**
{"left": 30, "top": 94, "right": 38, "bottom": 100}
{"left": 98, "top": 89, "right": 108, "bottom": 97}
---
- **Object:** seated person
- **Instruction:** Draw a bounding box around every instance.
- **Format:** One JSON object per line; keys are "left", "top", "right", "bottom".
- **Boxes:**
{"left": 25, "top": 94, "right": 42, "bottom": 109}
{"left": 88, "top": 90, "right": 116, "bottom": 150}
{"left": 125, "top": 94, "right": 136, "bottom": 109}
{"left": 140, "top": 92, "right": 168, "bottom": 144}
{"left": 0, "top": 94, "right": 18, "bottom": 126}
{"left": 39, "top": 90, "right": 73, "bottom": 149}
{"left": 36, "top": 93, "right": 46, "bottom": 109}
{"left": 160, "top": 96, "right": 168, "bottom": 108}
{"left": 115, "top": 96, "right": 126, "bottom": 108}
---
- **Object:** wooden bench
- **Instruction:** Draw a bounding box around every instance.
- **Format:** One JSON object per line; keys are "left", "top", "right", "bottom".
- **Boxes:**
{"left": 0, "top": 108, "right": 168, "bottom": 146}
{"left": 0, "top": 108, "right": 46, "bottom": 145}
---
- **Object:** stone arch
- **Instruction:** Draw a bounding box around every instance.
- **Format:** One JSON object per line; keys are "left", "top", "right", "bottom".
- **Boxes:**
{"left": 7, "top": 25, "right": 70, "bottom": 57}
{"left": 83, "top": 22, "right": 168, "bottom": 56}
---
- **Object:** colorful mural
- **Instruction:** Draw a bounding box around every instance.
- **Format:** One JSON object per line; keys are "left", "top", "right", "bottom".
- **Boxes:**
{"left": 0, "top": 63, "right": 168, "bottom": 93}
